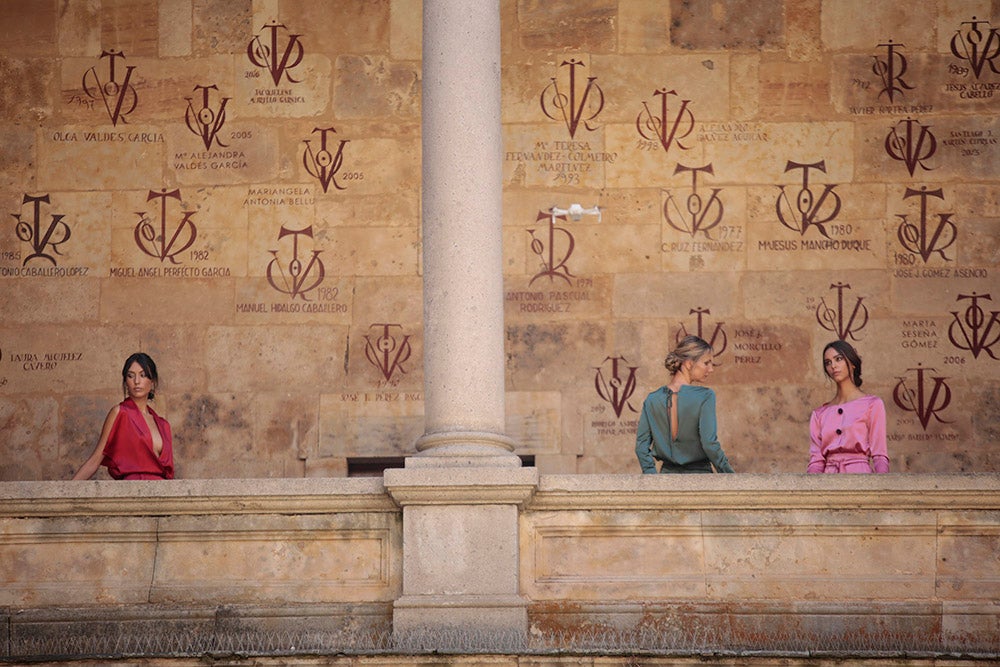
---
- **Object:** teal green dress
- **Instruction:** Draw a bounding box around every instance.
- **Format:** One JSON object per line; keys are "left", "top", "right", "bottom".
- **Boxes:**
{"left": 635, "top": 385, "right": 734, "bottom": 473}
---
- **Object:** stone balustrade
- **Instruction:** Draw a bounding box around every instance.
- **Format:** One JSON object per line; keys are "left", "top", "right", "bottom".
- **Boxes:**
{"left": 2, "top": 474, "right": 998, "bottom": 659}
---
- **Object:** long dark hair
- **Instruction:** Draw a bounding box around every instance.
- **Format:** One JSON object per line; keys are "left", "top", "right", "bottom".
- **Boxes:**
{"left": 122, "top": 352, "right": 159, "bottom": 399}
{"left": 822, "top": 340, "right": 862, "bottom": 387}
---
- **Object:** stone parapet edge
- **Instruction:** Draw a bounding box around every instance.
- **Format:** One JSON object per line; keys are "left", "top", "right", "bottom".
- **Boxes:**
{"left": 0, "top": 478, "right": 395, "bottom": 516}
{"left": 528, "top": 473, "right": 1000, "bottom": 510}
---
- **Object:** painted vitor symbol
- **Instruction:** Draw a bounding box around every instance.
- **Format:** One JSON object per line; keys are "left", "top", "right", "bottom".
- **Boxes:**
{"left": 594, "top": 355, "right": 638, "bottom": 418}
{"left": 528, "top": 204, "right": 599, "bottom": 286}
{"left": 185, "top": 84, "right": 230, "bottom": 150}
{"left": 266, "top": 225, "right": 325, "bottom": 300}
{"left": 540, "top": 59, "right": 604, "bottom": 139}
{"left": 82, "top": 49, "right": 138, "bottom": 126}
{"left": 873, "top": 41, "right": 914, "bottom": 102}
{"left": 676, "top": 307, "right": 727, "bottom": 363}
{"left": 950, "top": 16, "right": 1000, "bottom": 79}
{"left": 775, "top": 160, "right": 842, "bottom": 238}
{"left": 364, "top": 324, "right": 412, "bottom": 382}
{"left": 303, "top": 127, "right": 349, "bottom": 193}
{"left": 13, "top": 194, "right": 70, "bottom": 266}
{"left": 816, "top": 282, "right": 868, "bottom": 342}
{"left": 662, "top": 164, "right": 724, "bottom": 238}
{"left": 247, "top": 20, "right": 305, "bottom": 86}
{"left": 134, "top": 189, "right": 197, "bottom": 264}
{"left": 948, "top": 292, "right": 1000, "bottom": 360}
{"left": 893, "top": 365, "right": 953, "bottom": 429}
{"left": 636, "top": 88, "right": 695, "bottom": 155}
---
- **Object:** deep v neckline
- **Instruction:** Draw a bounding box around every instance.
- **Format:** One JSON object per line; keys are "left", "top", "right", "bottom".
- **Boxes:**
{"left": 129, "top": 400, "right": 164, "bottom": 457}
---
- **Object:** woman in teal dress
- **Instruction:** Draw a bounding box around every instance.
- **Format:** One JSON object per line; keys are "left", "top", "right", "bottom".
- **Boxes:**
{"left": 635, "top": 335, "right": 735, "bottom": 474}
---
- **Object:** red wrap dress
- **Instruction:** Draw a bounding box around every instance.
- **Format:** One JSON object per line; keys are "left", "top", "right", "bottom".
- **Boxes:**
{"left": 101, "top": 398, "right": 174, "bottom": 479}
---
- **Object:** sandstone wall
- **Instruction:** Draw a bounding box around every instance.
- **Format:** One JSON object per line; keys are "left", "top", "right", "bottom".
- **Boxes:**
{"left": 1, "top": 0, "right": 998, "bottom": 479}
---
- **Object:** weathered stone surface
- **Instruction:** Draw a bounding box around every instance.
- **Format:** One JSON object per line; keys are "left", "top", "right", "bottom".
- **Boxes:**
{"left": 0, "top": 58, "right": 55, "bottom": 123}
{"left": 670, "top": 0, "right": 784, "bottom": 51}
{"left": 203, "top": 324, "right": 347, "bottom": 393}
{"left": 1, "top": 1, "right": 999, "bottom": 481}
{"left": 820, "top": 0, "right": 935, "bottom": 52}
{"left": 0, "top": 1, "right": 58, "bottom": 57}
{"left": 0, "top": 397, "right": 60, "bottom": 481}
{"left": 100, "top": 0, "right": 160, "bottom": 58}
{"left": 516, "top": 0, "right": 616, "bottom": 52}
{"left": 318, "top": 389, "right": 424, "bottom": 458}
{"left": 333, "top": 55, "right": 420, "bottom": 119}
{"left": 193, "top": 0, "right": 252, "bottom": 56}
{"left": 619, "top": 0, "right": 672, "bottom": 55}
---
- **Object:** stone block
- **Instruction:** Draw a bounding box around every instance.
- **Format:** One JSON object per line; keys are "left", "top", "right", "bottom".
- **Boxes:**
{"left": 151, "top": 512, "right": 400, "bottom": 604}
{"left": 533, "top": 453, "right": 579, "bottom": 474}
{"left": 304, "top": 456, "right": 348, "bottom": 478}
{"left": 38, "top": 122, "right": 166, "bottom": 191}
{"left": 0, "top": 397, "right": 60, "bottom": 481}
{"left": 820, "top": 0, "right": 934, "bottom": 52}
{"left": 283, "top": 0, "right": 391, "bottom": 56}
{"left": 101, "top": 278, "right": 234, "bottom": 324}
{"left": 759, "top": 60, "right": 831, "bottom": 119}
{"left": 516, "top": 0, "right": 616, "bottom": 52}
{"left": 100, "top": 0, "right": 159, "bottom": 57}
{"left": 521, "top": 509, "right": 706, "bottom": 600}
{"left": 506, "top": 391, "right": 562, "bottom": 455}
{"left": 505, "top": 320, "right": 609, "bottom": 392}
{"left": 670, "top": 0, "right": 783, "bottom": 51}
{"left": 618, "top": 0, "right": 671, "bottom": 55}
{"left": 193, "top": 0, "right": 252, "bottom": 56}
{"left": 613, "top": 271, "right": 740, "bottom": 320}
{"left": 203, "top": 324, "right": 347, "bottom": 393}
{"left": 936, "top": 510, "right": 1000, "bottom": 600}
{"left": 0, "top": 515, "right": 158, "bottom": 606}
{"left": 701, "top": 509, "right": 938, "bottom": 599}
{"left": 318, "top": 389, "right": 424, "bottom": 458}
{"left": 786, "top": 0, "right": 822, "bottom": 62}
{"left": 56, "top": 1, "right": 101, "bottom": 57}
{"left": 503, "top": 123, "right": 609, "bottom": 190}
{"left": 403, "top": 504, "right": 520, "bottom": 596}
{"left": 333, "top": 55, "right": 421, "bottom": 120}
{"left": 0, "top": 1, "right": 57, "bottom": 57}
{"left": 316, "top": 190, "right": 420, "bottom": 228}
{"left": 390, "top": 0, "right": 421, "bottom": 60}
{"left": 158, "top": 0, "right": 192, "bottom": 57}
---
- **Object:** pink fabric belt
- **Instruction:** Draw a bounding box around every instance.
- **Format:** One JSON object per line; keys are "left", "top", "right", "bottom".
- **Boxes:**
{"left": 823, "top": 455, "right": 872, "bottom": 474}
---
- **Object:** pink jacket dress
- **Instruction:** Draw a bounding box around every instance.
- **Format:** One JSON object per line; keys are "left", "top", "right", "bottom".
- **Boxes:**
{"left": 807, "top": 394, "right": 889, "bottom": 473}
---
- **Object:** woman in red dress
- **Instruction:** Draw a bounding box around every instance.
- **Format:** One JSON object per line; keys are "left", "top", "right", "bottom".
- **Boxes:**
{"left": 71, "top": 352, "right": 174, "bottom": 480}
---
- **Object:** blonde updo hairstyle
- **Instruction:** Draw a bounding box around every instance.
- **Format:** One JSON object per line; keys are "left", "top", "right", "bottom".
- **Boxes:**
{"left": 664, "top": 335, "right": 712, "bottom": 375}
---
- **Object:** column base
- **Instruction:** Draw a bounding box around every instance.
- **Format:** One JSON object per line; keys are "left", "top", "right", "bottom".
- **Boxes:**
{"left": 412, "top": 430, "right": 521, "bottom": 468}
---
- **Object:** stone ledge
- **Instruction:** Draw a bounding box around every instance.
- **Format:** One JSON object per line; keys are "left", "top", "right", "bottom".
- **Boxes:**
{"left": 384, "top": 466, "right": 539, "bottom": 506}
{"left": 528, "top": 473, "right": 1000, "bottom": 510}
{"left": 0, "top": 478, "right": 395, "bottom": 516}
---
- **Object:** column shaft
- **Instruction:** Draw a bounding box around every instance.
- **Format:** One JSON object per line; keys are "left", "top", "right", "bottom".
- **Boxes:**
{"left": 418, "top": 0, "right": 514, "bottom": 460}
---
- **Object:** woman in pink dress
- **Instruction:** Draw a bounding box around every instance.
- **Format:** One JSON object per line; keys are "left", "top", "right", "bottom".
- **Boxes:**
{"left": 807, "top": 340, "right": 889, "bottom": 474}
{"left": 71, "top": 352, "right": 174, "bottom": 480}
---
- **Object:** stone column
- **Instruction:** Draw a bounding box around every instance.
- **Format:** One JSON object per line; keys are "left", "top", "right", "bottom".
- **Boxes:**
{"left": 384, "top": 0, "right": 536, "bottom": 648}
{"left": 414, "top": 0, "right": 516, "bottom": 466}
